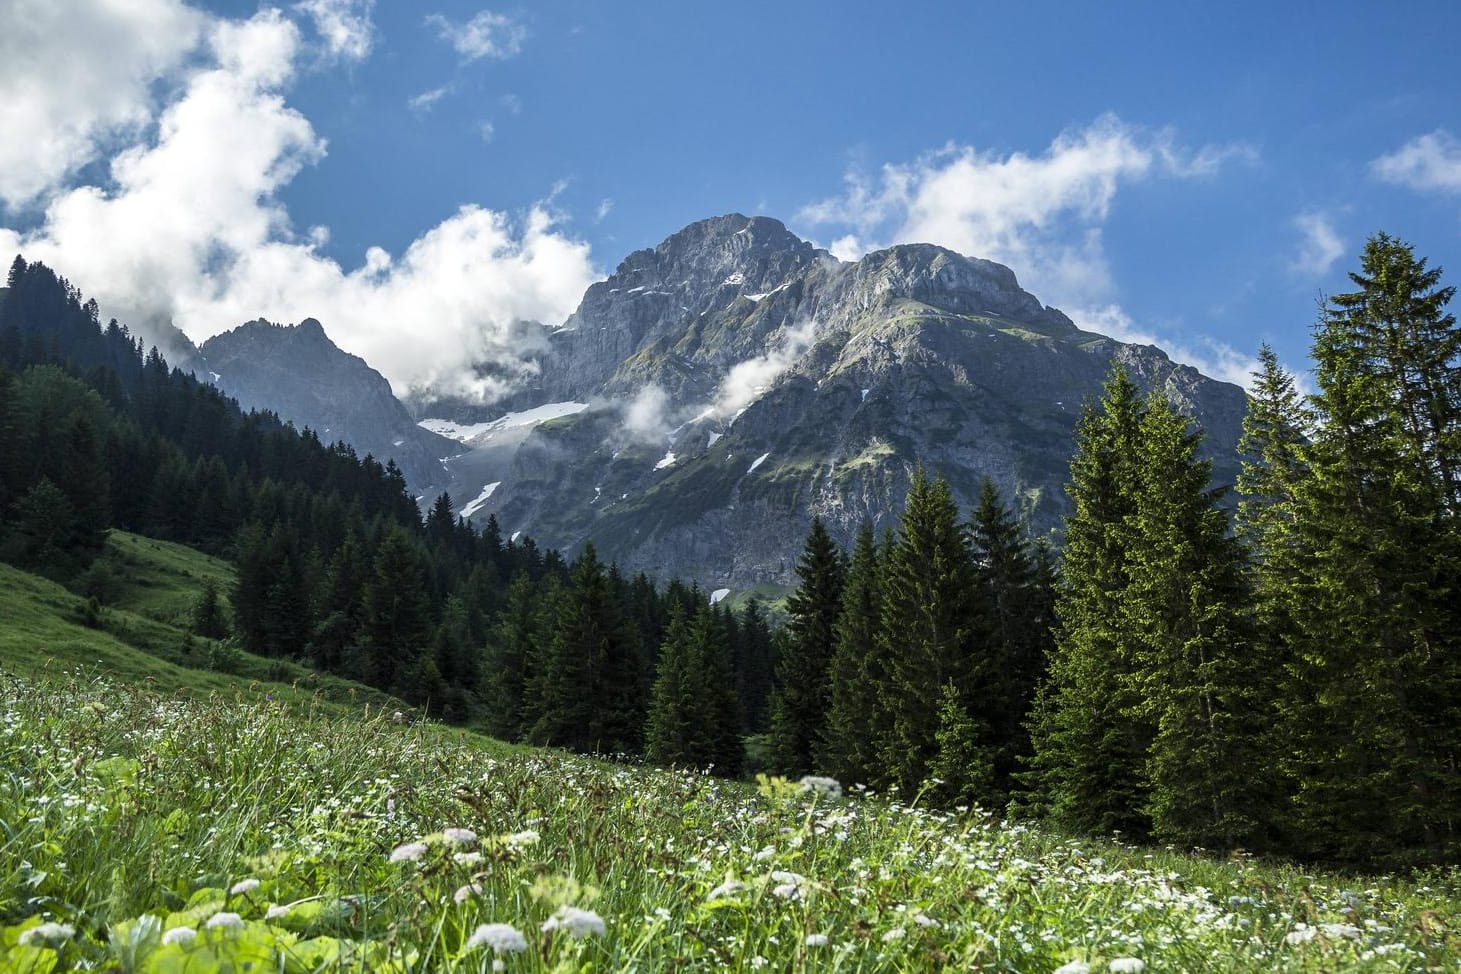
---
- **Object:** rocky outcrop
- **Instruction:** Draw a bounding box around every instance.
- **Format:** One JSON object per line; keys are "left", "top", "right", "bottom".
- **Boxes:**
{"left": 444, "top": 214, "right": 1249, "bottom": 591}
{"left": 199, "top": 318, "right": 454, "bottom": 491}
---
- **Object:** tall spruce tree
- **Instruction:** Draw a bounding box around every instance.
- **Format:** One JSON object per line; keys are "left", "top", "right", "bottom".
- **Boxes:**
{"left": 877, "top": 469, "right": 986, "bottom": 800}
{"left": 1027, "top": 368, "right": 1152, "bottom": 835}
{"left": 969, "top": 478, "right": 1050, "bottom": 806}
{"left": 766, "top": 517, "right": 846, "bottom": 774}
{"left": 817, "top": 522, "right": 888, "bottom": 786}
{"left": 1280, "top": 233, "right": 1461, "bottom": 865}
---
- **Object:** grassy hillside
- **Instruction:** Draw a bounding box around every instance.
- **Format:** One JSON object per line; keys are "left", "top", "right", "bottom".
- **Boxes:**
{"left": 0, "top": 530, "right": 401, "bottom": 713}
{"left": 2, "top": 673, "right": 1459, "bottom": 972}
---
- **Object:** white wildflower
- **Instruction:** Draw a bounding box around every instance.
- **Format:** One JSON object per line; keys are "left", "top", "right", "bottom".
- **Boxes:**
{"left": 265, "top": 904, "right": 290, "bottom": 920}
{"left": 1053, "top": 963, "right": 1090, "bottom": 974}
{"left": 541, "top": 906, "right": 605, "bottom": 938}
{"left": 442, "top": 827, "right": 478, "bottom": 845}
{"left": 707, "top": 879, "right": 746, "bottom": 901}
{"left": 389, "top": 842, "right": 428, "bottom": 862}
{"left": 912, "top": 912, "right": 940, "bottom": 928}
{"left": 770, "top": 870, "right": 807, "bottom": 900}
{"left": 506, "top": 829, "right": 540, "bottom": 847}
{"left": 205, "top": 912, "right": 244, "bottom": 930}
{"left": 229, "top": 878, "right": 261, "bottom": 895}
{"left": 1321, "top": 923, "right": 1362, "bottom": 940}
{"left": 454, "top": 883, "right": 483, "bottom": 904}
{"left": 805, "top": 933, "right": 830, "bottom": 947}
{"left": 880, "top": 927, "right": 906, "bottom": 943}
{"left": 161, "top": 927, "right": 197, "bottom": 946}
{"left": 454, "top": 851, "right": 485, "bottom": 866}
{"left": 1284, "top": 924, "right": 1318, "bottom": 946}
{"left": 1108, "top": 960, "right": 1145, "bottom": 973}
{"left": 798, "top": 775, "right": 842, "bottom": 798}
{"left": 466, "top": 922, "right": 529, "bottom": 953}
{"left": 18, "top": 922, "right": 76, "bottom": 946}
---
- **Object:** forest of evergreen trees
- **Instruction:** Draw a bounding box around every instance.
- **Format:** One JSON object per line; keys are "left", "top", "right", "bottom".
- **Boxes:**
{"left": 1, "top": 231, "right": 1457, "bottom": 871}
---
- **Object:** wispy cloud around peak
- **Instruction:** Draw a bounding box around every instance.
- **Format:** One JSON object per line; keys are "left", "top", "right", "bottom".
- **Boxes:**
{"left": 408, "top": 85, "right": 453, "bottom": 113}
{"left": 425, "top": 10, "right": 527, "bottom": 63}
{"left": 1372, "top": 130, "right": 1461, "bottom": 195}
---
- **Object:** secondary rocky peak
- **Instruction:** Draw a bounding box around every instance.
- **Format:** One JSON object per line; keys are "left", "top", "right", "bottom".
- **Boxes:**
{"left": 845, "top": 244, "right": 1075, "bottom": 331}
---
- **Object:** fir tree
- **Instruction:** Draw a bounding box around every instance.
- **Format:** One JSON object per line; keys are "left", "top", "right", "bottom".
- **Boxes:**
{"left": 766, "top": 517, "right": 845, "bottom": 775}
{"left": 1280, "top": 233, "right": 1461, "bottom": 865}
{"left": 816, "top": 522, "right": 887, "bottom": 786}
{"left": 877, "top": 469, "right": 985, "bottom": 797}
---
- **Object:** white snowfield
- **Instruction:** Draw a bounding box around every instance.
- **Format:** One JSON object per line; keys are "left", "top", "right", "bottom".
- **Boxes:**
{"left": 710, "top": 588, "right": 731, "bottom": 605}
{"left": 748, "top": 452, "right": 770, "bottom": 473}
{"left": 654, "top": 451, "right": 677, "bottom": 471}
{"left": 419, "top": 402, "right": 590, "bottom": 445}
{"left": 460, "top": 481, "right": 501, "bottom": 519}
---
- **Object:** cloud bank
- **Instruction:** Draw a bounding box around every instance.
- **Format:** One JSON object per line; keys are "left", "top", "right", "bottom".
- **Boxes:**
{"left": 1373, "top": 130, "right": 1461, "bottom": 195}
{"left": 0, "top": 3, "right": 598, "bottom": 401}
{"left": 798, "top": 115, "right": 1263, "bottom": 388}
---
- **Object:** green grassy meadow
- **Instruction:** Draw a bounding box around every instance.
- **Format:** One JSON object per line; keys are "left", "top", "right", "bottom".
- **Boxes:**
{"left": 1, "top": 535, "right": 1459, "bottom": 971}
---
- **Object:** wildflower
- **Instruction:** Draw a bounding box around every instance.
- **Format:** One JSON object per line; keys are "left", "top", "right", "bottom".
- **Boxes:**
{"left": 18, "top": 922, "right": 76, "bottom": 946}
{"left": 798, "top": 775, "right": 842, "bottom": 798}
{"left": 229, "top": 878, "right": 261, "bottom": 896}
{"left": 454, "top": 883, "right": 483, "bottom": 904}
{"left": 442, "top": 827, "right": 478, "bottom": 846}
{"left": 466, "top": 922, "right": 529, "bottom": 953}
{"left": 880, "top": 927, "right": 906, "bottom": 943}
{"left": 454, "top": 851, "right": 485, "bottom": 866}
{"left": 205, "top": 912, "right": 244, "bottom": 930}
{"left": 805, "top": 933, "right": 830, "bottom": 947}
{"left": 541, "top": 906, "right": 605, "bottom": 938}
{"left": 707, "top": 878, "right": 746, "bottom": 901}
{"left": 912, "top": 912, "right": 940, "bottom": 928}
{"left": 1108, "top": 960, "right": 1145, "bottom": 973}
{"left": 1053, "top": 963, "right": 1090, "bottom": 974}
{"left": 265, "top": 904, "right": 290, "bottom": 920}
{"left": 771, "top": 870, "right": 807, "bottom": 900}
{"left": 162, "top": 927, "right": 198, "bottom": 946}
{"left": 1321, "top": 923, "right": 1362, "bottom": 940}
{"left": 389, "top": 842, "right": 428, "bottom": 862}
{"left": 1284, "top": 924, "right": 1318, "bottom": 946}
{"left": 506, "top": 829, "right": 540, "bottom": 847}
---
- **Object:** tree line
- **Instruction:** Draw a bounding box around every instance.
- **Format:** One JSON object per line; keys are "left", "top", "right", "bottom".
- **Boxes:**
{"left": 3, "top": 232, "right": 1458, "bottom": 870}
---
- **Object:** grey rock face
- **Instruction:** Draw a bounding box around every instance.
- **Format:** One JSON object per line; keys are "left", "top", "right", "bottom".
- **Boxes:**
{"left": 445, "top": 213, "right": 1249, "bottom": 591}
{"left": 198, "top": 318, "right": 454, "bottom": 491}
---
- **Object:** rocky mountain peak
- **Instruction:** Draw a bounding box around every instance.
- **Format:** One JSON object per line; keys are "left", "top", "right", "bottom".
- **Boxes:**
{"left": 842, "top": 244, "right": 1075, "bottom": 331}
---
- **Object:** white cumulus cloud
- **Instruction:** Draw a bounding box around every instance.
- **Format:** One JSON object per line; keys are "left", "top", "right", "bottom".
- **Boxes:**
{"left": 798, "top": 115, "right": 1259, "bottom": 387}
{"left": 425, "top": 10, "right": 527, "bottom": 62}
{"left": 1, "top": 4, "right": 599, "bottom": 402}
{"left": 294, "top": 0, "right": 375, "bottom": 63}
{"left": 1290, "top": 211, "right": 1345, "bottom": 277}
{"left": 1372, "top": 130, "right": 1461, "bottom": 195}
{"left": 0, "top": 0, "right": 204, "bottom": 208}
{"left": 713, "top": 319, "right": 818, "bottom": 419}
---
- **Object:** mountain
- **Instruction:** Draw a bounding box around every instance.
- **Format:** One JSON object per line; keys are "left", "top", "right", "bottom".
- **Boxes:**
{"left": 197, "top": 317, "right": 454, "bottom": 492}
{"left": 425, "top": 214, "right": 1249, "bottom": 590}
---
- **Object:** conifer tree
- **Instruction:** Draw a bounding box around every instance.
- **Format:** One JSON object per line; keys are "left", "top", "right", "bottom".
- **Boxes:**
{"left": 1027, "top": 368, "right": 1151, "bottom": 835}
{"left": 733, "top": 597, "right": 776, "bottom": 734}
{"left": 645, "top": 605, "right": 697, "bottom": 766}
{"left": 817, "top": 522, "right": 887, "bottom": 786}
{"left": 361, "top": 526, "right": 433, "bottom": 693}
{"left": 877, "top": 469, "right": 985, "bottom": 796}
{"left": 766, "top": 517, "right": 845, "bottom": 774}
{"left": 1280, "top": 233, "right": 1461, "bottom": 865}
{"left": 483, "top": 573, "right": 543, "bottom": 740}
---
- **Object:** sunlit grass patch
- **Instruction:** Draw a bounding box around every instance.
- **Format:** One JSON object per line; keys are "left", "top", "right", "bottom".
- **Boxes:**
{"left": 2, "top": 671, "right": 1457, "bottom": 971}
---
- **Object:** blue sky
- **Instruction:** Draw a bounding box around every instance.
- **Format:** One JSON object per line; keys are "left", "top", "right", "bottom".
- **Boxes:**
{"left": 3, "top": 1, "right": 1460, "bottom": 397}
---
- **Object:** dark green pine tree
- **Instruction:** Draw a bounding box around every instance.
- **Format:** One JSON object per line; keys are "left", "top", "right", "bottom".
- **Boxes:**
{"left": 360, "top": 525, "right": 434, "bottom": 695}
{"left": 645, "top": 603, "right": 742, "bottom": 773}
{"left": 766, "top": 516, "right": 846, "bottom": 775}
{"left": 733, "top": 597, "right": 776, "bottom": 735}
{"left": 190, "top": 576, "right": 229, "bottom": 640}
{"left": 482, "top": 572, "right": 545, "bottom": 741}
{"left": 531, "top": 544, "right": 644, "bottom": 754}
{"left": 1128, "top": 394, "right": 1274, "bottom": 850}
{"left": 1282, "top": 233, "right": 1461, "bottom": 866}
{"left": 1027, "top": 367, "right": 1151, "bottom": 835}
{"left": 968, "top": 478, "right": 1050, "bottom": 807}
{"left": 816, "top": 522, "right": 887, "bottom": 787}
{"left": 877, "top": 469, "right": 986, "bottom": 801}
{"left": 645, "top": 604, "right": 697, "bottom": 766}
{"left": 311, "top": 530, "right": 369, "bottom": 674}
